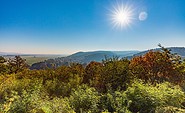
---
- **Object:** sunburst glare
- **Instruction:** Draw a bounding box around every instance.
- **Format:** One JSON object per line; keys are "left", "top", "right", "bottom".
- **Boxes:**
{"left": 109, "top": 2, "right": 135, "bottom": 29}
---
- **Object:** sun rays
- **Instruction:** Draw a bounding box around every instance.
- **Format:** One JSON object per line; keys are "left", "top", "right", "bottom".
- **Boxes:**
{"left": 109, "top": 2, "right": 135, "bottom": 30}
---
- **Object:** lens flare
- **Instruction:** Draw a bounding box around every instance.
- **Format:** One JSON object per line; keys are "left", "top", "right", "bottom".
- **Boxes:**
{"left": 109, "top": 2, "right": 135, "bottom": 29}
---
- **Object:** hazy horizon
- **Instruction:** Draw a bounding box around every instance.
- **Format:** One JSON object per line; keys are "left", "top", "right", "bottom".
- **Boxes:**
{"left": 1, "top": 49, "right": 141, "bottom": 55}
{"left": 1, "top": 0, "right": 185, "bottom": 54}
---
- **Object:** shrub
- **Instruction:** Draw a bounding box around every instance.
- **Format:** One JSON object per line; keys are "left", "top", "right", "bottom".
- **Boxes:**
{"left": 0, "top": 81, "right": 74, "bottom": 113}
{"left": 125, "top": 80, "right": 185, "bottom": 113}
{"left": 100, "top": 91, "right": 131, "bottom": 113}
{"left": 155, "top": 106, "right": 185, "bottom": 113}
{"left": 69, "top": 85, "right": 100, "bottom": 113}
{"left": 32, "top": 97, "right": 75, "bottom": 113}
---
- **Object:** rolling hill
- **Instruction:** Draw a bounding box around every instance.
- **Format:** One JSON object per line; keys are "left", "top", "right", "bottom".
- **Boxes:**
{"left": 30, "top": 50, "right": 139, "bottom": 70}
{"left": 28, "top": 47, "right": 185, "bottom": 70}
{"left": 132, "top": 47, "right": 185, "bottom": 58}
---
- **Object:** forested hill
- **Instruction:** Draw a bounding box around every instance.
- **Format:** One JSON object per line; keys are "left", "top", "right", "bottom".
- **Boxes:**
{"left": 132, "top": 47, "right": 185, "bottom": 58}
{"left": 30, "top": 51, "right": 139, "bottom": 70}
{"left": 30, "top": 47, "right": 185, "bottom": 70}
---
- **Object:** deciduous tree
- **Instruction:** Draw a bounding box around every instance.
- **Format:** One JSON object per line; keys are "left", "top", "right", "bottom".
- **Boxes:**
{"left": 130, "top": 47, "right": 182, "bottom": 84}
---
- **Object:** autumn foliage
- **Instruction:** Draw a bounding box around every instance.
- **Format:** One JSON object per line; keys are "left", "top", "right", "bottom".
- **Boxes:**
{"left": 130, "top": 50, "right": 182, "bottom": 84}
{"left": 0, "top": 47, "right": 185, "bottom": 113}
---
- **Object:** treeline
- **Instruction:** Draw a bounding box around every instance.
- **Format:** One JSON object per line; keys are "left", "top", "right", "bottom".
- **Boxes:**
{"left": 0, "top": 47, "right": 185, "bottom": 113}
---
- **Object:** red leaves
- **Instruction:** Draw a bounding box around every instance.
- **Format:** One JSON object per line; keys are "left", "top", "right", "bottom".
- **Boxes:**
{"left": 129, "top": 50, "right": 180, "bottom": 84}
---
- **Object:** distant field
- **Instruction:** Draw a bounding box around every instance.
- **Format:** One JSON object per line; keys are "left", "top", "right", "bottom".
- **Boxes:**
{"left": 4, "top": 55, "right": 64, "bottom": 66}
{"left": 22, "top": 56, "right": 60, "bottom": 65}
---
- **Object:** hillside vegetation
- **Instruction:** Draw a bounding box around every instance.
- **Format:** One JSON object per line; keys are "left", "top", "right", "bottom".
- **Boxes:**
{"left": 30, "top": 51, "right": 139, "bottom": 70}
{"left": 0, "top": 47, "right": 185, "bottom": 113}
{"left": 30, "top": 47, "right": 185, "bottom": 70}
{"left": 133, "top": 47, "right": 185, "bottom": 58}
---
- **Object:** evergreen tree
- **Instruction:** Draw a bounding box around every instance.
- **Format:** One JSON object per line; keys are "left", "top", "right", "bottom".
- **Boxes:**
{"left": 8, "top": 56, "right": 29, "bottom": 73}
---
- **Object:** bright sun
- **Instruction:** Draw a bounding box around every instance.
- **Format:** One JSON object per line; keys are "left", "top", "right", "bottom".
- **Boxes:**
{"left": 110, "top": 3, "right": 134, "bottom": 29}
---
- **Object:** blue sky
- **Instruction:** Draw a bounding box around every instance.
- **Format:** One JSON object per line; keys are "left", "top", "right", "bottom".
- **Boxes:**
{"left": 0, "top": 0, "right": 185, "bottom": 54}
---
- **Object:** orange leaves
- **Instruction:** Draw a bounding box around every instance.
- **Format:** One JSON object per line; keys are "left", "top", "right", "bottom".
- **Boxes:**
{"left": 129, "top": 50, "right": 180, "bottom": 83}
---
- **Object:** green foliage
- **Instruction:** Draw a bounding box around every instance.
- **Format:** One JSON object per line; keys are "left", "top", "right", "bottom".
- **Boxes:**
{"left": 30, "top": 97, "right": 74, "bottom": 113}
{"left": 69, "top": 85, "right": 100, "bottom": 113}
{"left": 1, "top": 81, "right": 44, "bottom": 113}
{"left": 0, "top": 64, "right": 8, "bottom": 75}
{"left": 0, "top": 75, "right": 74, "bottom": 113}
{"left": 44, "top": 78, "right": 76, "bottom": 97}
{"left": 0, "top": 56, "right": 8, "bottom": 75}
{"left": 8, "top": 56, "right": 29, "bottom": 74}
{"left": 1, "top": 90, "right": 74, "bottom": 113}
{"left": 83, "top": 61, "right": 103, "bottom": 87}
{"left": 101, "top": 57, "right": 132, "bottom": 92}
{"left": 0, "top": 56, "right": 6, "bottom": 63}
{"left": 48, "top": 97, "right": 74, "bottom": 113}
{"left": 0, "top": 48, "right": 185, "bottom": 112}
{"left": 155, "top": 106, "right": 185, "bottom": 113}
{"left": 100, "top": 91, "right": 131, "bottom": 113}
{"left": 125, "top": 80, "right": 185, "bottom": 113}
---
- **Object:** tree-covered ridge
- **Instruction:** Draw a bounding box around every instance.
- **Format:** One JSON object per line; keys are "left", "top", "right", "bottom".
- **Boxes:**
{"left": 133, "top": 47, "right": 185, "bottom": 58}
{"left": 0, "top": 47, "right": 185, "bottom": 113}
{"left": 29, "top": 47, "right": 185, "bottom": 70}
{"left": 30, "top": 50, "right": 139, "bottom": 70}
